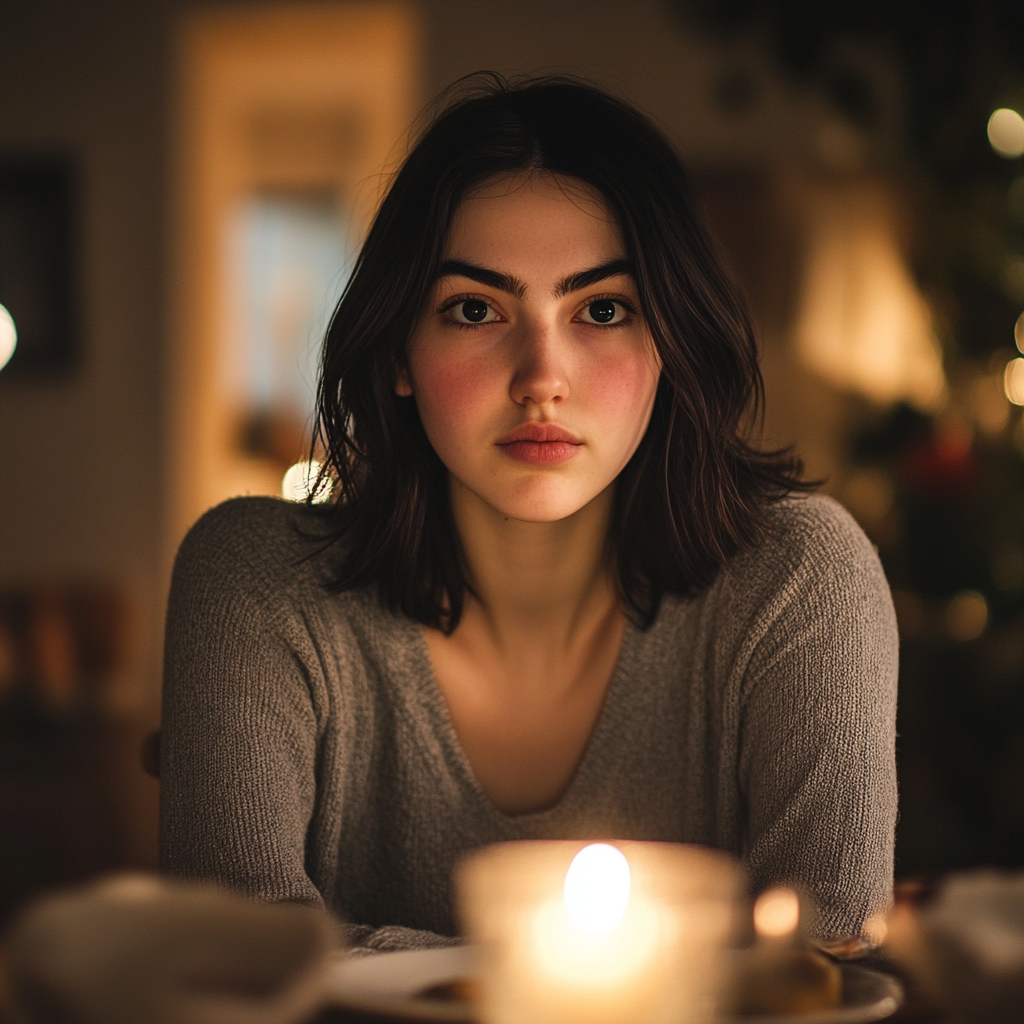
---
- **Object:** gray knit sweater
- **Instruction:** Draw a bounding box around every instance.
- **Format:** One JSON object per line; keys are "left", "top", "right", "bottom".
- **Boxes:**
{"left": 160, "top": 493, "right": 898, "bottom": 945}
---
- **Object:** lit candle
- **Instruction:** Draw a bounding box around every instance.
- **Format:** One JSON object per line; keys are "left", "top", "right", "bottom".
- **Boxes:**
{"left": 458, "top": 841, "right": 740, "bottom": 1024}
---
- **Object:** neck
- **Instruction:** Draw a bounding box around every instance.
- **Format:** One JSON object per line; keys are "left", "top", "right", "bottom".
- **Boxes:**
{"left": 449, "top": 477, "right": 618, "bottom": 657}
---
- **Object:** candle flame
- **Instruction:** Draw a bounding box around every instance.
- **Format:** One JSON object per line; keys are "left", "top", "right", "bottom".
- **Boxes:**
{"left": 754, "top": 887, "right": 800, "bottom": 938}
{"left": 563, "top": 844, "right": 630, "bottom": 937}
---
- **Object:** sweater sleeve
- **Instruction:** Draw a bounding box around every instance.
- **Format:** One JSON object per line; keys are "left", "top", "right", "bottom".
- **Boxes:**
{"left": 159, "top": 500, "right": 458, "bottom": 953}
{"left": 736, "top": 498, "right": 899, "bottom": 939}
{"left": 159, "top": 502, "right": 326, "bottom": 906}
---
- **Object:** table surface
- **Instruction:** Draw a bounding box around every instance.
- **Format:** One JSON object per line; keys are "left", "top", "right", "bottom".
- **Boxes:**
{"left": 304, "top": 954, "right": 946, "bottom": 1024}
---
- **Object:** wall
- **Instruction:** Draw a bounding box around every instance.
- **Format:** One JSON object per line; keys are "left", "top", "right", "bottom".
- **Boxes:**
{"left": 0, "top": 0, "right": 166, "bottom": 575}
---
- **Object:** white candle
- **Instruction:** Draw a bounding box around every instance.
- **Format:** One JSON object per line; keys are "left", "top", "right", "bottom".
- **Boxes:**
{"left": 458, "top": 841, "right": 740, "bottom": 1024}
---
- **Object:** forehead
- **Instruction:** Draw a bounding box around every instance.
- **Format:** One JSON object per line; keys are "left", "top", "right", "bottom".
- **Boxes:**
{"left": 445, "top": 172, "right": 624, "bottom": 264}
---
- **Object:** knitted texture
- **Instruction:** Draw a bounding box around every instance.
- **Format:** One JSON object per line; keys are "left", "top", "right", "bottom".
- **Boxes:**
{"left": 160, "top": 493, "right": 897, "bottom": 943}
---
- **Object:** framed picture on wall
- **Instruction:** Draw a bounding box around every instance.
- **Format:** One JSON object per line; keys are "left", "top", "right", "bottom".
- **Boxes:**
{"left": 0, "top": 156, "right": 77, "bottom": 378}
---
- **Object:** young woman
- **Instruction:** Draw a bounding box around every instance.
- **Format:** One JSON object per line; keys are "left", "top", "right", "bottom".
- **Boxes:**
{"left": 160, "top": 76, "right": 898, "bottom": 948}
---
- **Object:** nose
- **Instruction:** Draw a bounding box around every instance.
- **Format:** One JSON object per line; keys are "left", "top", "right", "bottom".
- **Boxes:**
{"left": 509, "top": 323, "right": 569, "bottom": 408}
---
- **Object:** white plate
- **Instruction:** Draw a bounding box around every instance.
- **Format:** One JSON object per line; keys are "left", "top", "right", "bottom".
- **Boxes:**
{"left": 322, "top": 946, "right": 903, "bottom": 1024}
{"left": 324, "top": 947, "right": 477, "bottom": 1021}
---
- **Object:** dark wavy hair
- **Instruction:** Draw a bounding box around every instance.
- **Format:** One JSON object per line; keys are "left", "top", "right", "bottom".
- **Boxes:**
{"left": 312, "top": 74, "right": 808, "bottom": 633}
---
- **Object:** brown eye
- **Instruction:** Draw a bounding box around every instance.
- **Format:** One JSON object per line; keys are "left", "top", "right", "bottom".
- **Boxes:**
{"left": 579, "top": 300, "right": 627, "bottom": 325}
{"left": 449, "top": 299, "right": 497, "bottom": 324}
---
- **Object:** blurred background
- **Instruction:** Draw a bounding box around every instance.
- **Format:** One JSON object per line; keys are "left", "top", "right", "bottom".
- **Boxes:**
{"left": 2, "top": 0, "right": 1024, "bottom": 923}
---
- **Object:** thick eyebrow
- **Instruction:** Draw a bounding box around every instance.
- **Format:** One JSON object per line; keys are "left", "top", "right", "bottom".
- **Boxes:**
{"left": 435, "top": 259, "right": 526, "bottom": 299}
{"left": 554, "top": 258, "right": 634, "bottom": 298}
{"left": 435, "top": 257, "right": 635, "bottom": 301}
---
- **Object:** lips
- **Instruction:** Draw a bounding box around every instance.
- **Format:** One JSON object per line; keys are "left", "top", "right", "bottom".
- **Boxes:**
{"left": 496, "top": 423, "right": 582, "bottom": 445}
{"left": 495, "top": 423, "right": 583, "bottom": 465}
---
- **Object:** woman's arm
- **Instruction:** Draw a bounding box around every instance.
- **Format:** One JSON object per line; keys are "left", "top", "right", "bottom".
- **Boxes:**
{"left": 737, "top": 498, "right": 899, "bottom": 939}
{"left": 159, "top": 499, "right": 458, "bottom": 952}
{"left": 160, "top": 502, "right": 325, "bottom": 905}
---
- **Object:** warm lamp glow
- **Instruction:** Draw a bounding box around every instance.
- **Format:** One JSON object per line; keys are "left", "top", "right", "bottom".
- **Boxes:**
{"left": 0, "top": 303, "right": 16, "bottom": 371}
{"left": 1004, "top": 358, "right": 1024, "bottom": 405}
{"left": 794, "top": 181, "right": 946, "bottom": 412}
{"left": 754, "top": 887, "right": 800, "bottom": 938}
{"left": 1015, "top": 312, "right": 1024, "bottom": 354}
{"left": 281, "top": 460, "right": 330, "bottom": 503}
{"left": 988, "top": 108, "right": 1024, "bottom": 159}
{"left": 563, "top": 844, "right": 631, "bottom": 937}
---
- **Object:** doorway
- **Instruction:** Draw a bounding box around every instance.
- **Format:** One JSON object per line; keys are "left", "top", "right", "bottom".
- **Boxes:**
{"left": 169, "top": 3, "right": 419, "bottom": 552}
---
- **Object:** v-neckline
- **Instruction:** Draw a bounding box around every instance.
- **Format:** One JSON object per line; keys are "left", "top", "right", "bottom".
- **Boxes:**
{"left": 407, "top": 616, "right": 636, "bottom": 824}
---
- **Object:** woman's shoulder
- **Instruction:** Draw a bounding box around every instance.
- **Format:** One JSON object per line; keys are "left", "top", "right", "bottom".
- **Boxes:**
{"left": 731, "top": 492, "right": 883, "bottom": 588}
{"left": 171, "top": 496, "right": 341, "bottom": 609}
{"left": 651, "top": 496, "right": 896, "bottom": 701}
{"left": 177, "top": 494, "right": 334, "bottom": 563}
{"left": 684, "top": 492, "right": 893, "bottom": 633}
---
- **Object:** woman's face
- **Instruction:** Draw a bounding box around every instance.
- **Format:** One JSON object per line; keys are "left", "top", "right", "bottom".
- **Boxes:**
{"left": 400, "top": 173, "right": 662, "bottom": 524}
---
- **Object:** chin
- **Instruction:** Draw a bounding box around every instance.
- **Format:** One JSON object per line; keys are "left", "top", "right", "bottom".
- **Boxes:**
{"left": 500, "top": 505, "right": 583, "bottom": 524}
{"left": 485, "top": 483, "right": 602, "bottom": 524}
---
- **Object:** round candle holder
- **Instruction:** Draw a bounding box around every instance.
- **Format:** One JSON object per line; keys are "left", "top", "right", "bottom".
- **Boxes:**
{"left": 457, "top": 840, "right": 741, "bottom": 1024}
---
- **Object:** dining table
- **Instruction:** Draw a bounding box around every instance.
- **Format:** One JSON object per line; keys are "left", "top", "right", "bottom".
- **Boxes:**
{"left": 301, "top": 947, "right": 944, "bottom": 1024}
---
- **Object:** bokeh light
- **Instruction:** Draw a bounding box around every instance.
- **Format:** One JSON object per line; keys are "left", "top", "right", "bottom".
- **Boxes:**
{"left": 753, "top": 887, "right": 800, "bottom": 938}
{"left": 946, "top": 590, "right": 989, "bottom": 642}
{"left": 1004, "top": 358, "right": 1024, "bottom": 404}
{"left": 988, "top": 108, "right": 1024, "bottom": 158}
{"left": 1016, "top": 312, "right": 1024, "bottom": 355}
{"left": 862, "top": 913, "right": 888, "bottom": 947}
{"left": 0, "top": 303, "right": 16, "bottom": 371}
{"left": 281, "top": 459, "right": 330, "bottom": 503}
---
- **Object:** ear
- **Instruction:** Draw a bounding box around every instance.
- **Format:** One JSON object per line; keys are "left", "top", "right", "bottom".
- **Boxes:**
{"left": 394, "top": 365, "right": 413, "bottom": 397}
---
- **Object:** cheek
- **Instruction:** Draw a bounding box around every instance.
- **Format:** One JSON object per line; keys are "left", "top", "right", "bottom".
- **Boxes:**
{"left": 577, "top": 348, "right": 660, "bottom": 431}
{"left": 408, "top": 344, "right": 503, "bottom": 448}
